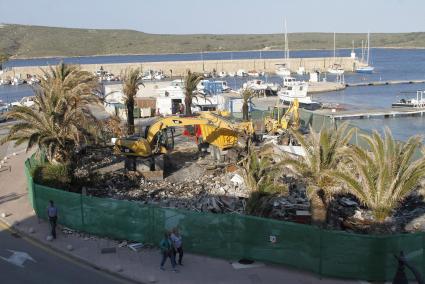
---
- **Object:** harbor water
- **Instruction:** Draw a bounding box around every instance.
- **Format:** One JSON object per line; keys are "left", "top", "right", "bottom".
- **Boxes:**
{"left": 2, "top": 48, "right": 425, "bottom": 141}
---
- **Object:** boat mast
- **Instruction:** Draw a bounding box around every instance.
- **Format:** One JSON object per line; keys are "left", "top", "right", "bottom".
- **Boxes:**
{"left": 284, "top": 18, "right": 289, "bottom": 63}
{"left": 333, "top": 32, "right": 336, "bottom": 60}
{"left": 366, "top": 31, "right": 370, "bottom": 65}
{"left": 361, "top": 40, "right": 364, "bottom": 63}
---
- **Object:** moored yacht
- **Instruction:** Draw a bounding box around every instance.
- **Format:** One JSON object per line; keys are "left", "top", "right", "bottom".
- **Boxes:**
{"left": 278, "top": 77, "right": 320, "bottom": 110}
{"left": 392, "top": 91, "right": 425, "bottom": 108}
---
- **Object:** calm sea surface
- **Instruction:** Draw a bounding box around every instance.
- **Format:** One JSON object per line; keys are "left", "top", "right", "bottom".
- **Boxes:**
{"left": 1, "top": 48, "right": 425, "bottom": 141}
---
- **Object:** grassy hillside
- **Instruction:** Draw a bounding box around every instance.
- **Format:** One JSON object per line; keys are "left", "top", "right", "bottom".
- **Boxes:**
{"left": 1, "top": 24, "right": 425, "bottom": 58}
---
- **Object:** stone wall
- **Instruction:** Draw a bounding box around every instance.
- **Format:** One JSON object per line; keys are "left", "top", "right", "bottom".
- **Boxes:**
{"left": 3, "top": 57, "right": 360, "bottom": 78}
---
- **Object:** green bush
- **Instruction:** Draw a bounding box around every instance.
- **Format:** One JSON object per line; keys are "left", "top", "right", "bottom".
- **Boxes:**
{"left": 33, "top": 163, "right": 72, "bottom": 190}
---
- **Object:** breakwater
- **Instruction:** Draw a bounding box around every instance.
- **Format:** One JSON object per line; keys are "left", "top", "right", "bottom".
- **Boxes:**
{"left": 2, "top": 57, "right": 359, "bottom": 77}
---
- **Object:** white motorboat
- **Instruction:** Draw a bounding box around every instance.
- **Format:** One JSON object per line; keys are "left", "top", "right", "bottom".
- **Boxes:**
{"left": 247, "top": 70, "right": 260, "bottom": 77}
{"left": 0, "top": 78, "right": 11, "bottom": 85}
{"left": 11, "top": 77, "right": 24, "bottom": 86}
{"left": 392, "top": 91, "right": 425, "bottom": 108}
{"left": 236, "top": 69, "right": 248, "bottom": 77}
{"left": 278, "top": 77, "right": 320, "bottom": 110}
{"left": 243, "top": 80, "right": 278, "bottom": 92}
{"left": 328, "top": 64, "right": 344, "bottom": 75}
{"left": 218, "top": 71, "right": 227, "bottom": 78}
{"left": 275, "top": 64, "right": 291, "bottom": 77}
{"left": 228, "top": 72, "right": 236, "bottom": 77}
{"left": 10, "top": 96, "right": 36, "bottom": 108}
{"left": 154, "top": 71, "right": 166, "bottom": 80}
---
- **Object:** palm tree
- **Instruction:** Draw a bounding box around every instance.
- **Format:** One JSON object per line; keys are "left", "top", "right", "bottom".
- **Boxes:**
{"left": 242, "top": 145, "right": 288, "bottom": 216}
{"left": 279, "top": 122, "right": 355, "bottom": 225}
{"left": 183, "top": 70, "right": 203, "bottom": 115}
{"left": 332, "top": 128, "right": 425, "bottom": 222}
{"left": 121, "top": 68, "right": 144, "bottom": 135}
{"left": 240, "top": 88, "right": 255, "bottom": 121}
{"left": 1, "top": 63, "right": 102, "bottom": 163}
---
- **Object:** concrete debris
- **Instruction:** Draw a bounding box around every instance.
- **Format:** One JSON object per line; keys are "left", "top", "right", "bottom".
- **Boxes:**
{"left": 230, "top": 174, "right": 244, "bottom": 186}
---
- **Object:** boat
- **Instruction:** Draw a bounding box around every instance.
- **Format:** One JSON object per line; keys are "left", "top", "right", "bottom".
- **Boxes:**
{"left": 243, "top": 80, "right": 278, "bottom": 92}
{"left": 277, "top": 77, "right": 320, "bottom": 110}
{"left": 392, "top": 91, "right": 425, "bottom": 108}
{"left": 153, "top": 71, "right": 166, "bottom": 80}
{"left": 10, "top": 96, "right": 36, "bottom": 108}
{"left": 356, "top": 32, "right": 374, "bottom": 74}
{"left": 296, "top": 66, "right": 306, "bottom": 75}
{"left": 328, "top": 32, "right": 345, "bottom": 75}
{"left": 0, "top": 78, "right": 11, "bottom": 85}
{"left": 275, "top": 64, "right": 291, "bottom": 77}
{"left": 11, "top": 77, "right": 24, "bottom": 86}
{"left": 236, "top": 69, "right": 248, "bottom": 77}
{"left": 275, "top": 19, "right": 291, "bottom": 77}
{"left": 197, "top": 80, "right": 230, "bottom": 93}
{"left": 228, "top": 72, "right": 236, "bottom": 77}
{"left": 247, "top": 70, "right": 260, "bottom": 77}
{"left": 218, "top": 71, "right": 227, "bottom": 78}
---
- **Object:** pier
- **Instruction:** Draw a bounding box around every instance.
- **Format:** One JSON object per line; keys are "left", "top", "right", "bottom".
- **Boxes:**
{"left": 2, "top": 57, "right": 357, "bottom": 78}
{"left": 346, "top": 79, "right": 425, "bottom": 87}
{"left": 317, "top": 107, "right": 425, "bottom": 120}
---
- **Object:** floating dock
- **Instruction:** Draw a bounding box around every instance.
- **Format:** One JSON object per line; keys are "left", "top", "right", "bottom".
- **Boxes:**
{"left": 317, "top": 107, "right": 425, "bottom": 120}
{"left": 346, "top": 79, "right": 425, "bottom": 87}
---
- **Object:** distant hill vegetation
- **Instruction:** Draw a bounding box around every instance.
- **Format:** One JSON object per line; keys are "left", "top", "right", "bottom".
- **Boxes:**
{"left": 1, "top": 24, "right": 425, "bottom": 58}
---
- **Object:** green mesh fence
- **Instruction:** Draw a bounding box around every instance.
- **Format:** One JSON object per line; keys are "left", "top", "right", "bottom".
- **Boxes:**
{"left": 23, "top": 108, "right": 425, "bottom": 282}
{"left": 24, "top": 159, "right": 425, "bottom": 281}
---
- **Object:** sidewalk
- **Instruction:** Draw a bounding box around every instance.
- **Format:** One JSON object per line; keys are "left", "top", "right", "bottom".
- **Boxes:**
{"left": 0, "top": 149, "right": 358, "bottom": 284}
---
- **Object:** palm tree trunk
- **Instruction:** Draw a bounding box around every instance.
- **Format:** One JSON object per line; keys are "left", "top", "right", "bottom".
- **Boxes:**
{"left": 310, "top": 191, "right": 327, "bottom": 226}
{"left": 127, "top": 100, "right": 135, "bottom": 135}
{"left": 242, "top": 102, "right": 249, "bottom": 121}
{"left": 185, "top": 96, "right": 192, "bottom": 116}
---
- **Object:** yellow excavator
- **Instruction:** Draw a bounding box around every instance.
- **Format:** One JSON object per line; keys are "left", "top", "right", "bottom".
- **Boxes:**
{"left": 114, "top": 115, "right": 245, "bottom": 173}
{"left": 264, "top": 98, "right": 300, "bottom": 134}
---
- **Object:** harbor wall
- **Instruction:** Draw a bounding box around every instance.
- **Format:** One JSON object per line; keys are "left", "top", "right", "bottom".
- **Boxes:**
{"left": 2, "top": 57, "right": 360, "bottom": 78}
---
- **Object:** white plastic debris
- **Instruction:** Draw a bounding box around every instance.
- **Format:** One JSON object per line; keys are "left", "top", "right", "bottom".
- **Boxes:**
{"left": 230, "top": 174, "right": 244, "bottom": 186}
{"left": 128, "top": 243, "right": 144, "bottom": 252}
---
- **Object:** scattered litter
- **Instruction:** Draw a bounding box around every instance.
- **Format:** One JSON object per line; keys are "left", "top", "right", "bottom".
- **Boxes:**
{"left": 230, "top": 174, "right": 244, "bottom": 186}
{"left": 128, "top": 242, "right": 144, "bottom": 252}
{"left": 232, "top": 260, "right": 265, "bottom": 270}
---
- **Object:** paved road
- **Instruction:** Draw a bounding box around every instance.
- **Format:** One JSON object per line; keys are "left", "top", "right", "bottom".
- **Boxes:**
{"left": 0, "top": 222, "right": 131, "bottom": 284}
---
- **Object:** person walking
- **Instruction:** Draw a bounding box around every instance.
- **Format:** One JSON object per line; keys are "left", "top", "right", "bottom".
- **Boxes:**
{"left": 171, "top": 228, "right": 184, "bottom": 265}
{"left": 47, "top": 200, "right": 58, "bottom": 239}
{"left": 159, "top": 231, "right": 178, "bottom": 272}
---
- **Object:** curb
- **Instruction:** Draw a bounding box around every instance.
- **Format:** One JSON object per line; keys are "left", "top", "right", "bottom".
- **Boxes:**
{"left": 0, "top": 217, "right": 145, "bottom": 284}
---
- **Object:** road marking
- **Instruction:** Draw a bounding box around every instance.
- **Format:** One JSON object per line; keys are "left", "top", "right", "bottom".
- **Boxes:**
{"left": 0, "top": 249, "right": 36, "bottom": 267}
{"left": 0, "top": 220, "right": 136, "bottom": 283}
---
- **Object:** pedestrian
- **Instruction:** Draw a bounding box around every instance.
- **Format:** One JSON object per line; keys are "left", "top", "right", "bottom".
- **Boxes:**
{"left": 159, "top": 231, "right": 178, "bottom": 272}
{"left": 47, "top": 200, "right": 58, "bottom": 239}
{"left": 171, "top": 227, "right": 184, "bottom": 265}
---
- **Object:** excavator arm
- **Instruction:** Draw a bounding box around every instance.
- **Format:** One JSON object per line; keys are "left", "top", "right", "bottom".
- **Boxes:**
{"left": 115, "top": 116, "right": 217, "bottom": 157}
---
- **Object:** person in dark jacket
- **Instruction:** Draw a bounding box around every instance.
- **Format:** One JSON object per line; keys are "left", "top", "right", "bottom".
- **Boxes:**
{"left": 159, "top": 231, "right": 177, "bottom": 272}
{"left": 47, "top": 200, "right": 58, "bottom": 239}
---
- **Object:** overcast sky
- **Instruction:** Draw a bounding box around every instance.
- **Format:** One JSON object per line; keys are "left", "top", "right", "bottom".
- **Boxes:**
{"left": 0, "top": 0, "right": 423, "bottom": 34}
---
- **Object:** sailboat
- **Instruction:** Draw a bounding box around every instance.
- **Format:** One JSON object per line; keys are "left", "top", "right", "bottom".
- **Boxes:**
{"left": 327, "top": 32, "right": 345, "bottom": 75}
{"left": 275, "top": 19, "right": 291, "bottom": 77}
{"left": 356, "top": 32, "right": 374, "bottom": 73}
